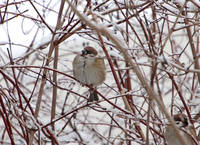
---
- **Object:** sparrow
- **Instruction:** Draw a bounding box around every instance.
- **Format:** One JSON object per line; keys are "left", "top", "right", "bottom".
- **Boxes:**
{"left": 164, "top": 114, "right": 196, "bottom": 145}
{"left": 72, "top": 46, "right": 106, "bottom": 102}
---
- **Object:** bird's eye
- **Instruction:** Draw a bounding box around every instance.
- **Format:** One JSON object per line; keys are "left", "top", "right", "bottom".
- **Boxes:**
{"left": 86, "top": 50, "right": 92, "bottom": 54}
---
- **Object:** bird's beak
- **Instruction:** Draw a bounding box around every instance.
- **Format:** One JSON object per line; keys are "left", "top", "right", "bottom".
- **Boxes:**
{"left": 81, "top": 49, "right": 87, "bottom": 56}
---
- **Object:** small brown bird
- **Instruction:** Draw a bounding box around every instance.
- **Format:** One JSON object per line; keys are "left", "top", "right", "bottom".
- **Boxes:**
{"left": 72, "top": 46, "right": 106, "bottom": 102}
{"left": 164, "top": 114, "right": 196, "bottom": 145}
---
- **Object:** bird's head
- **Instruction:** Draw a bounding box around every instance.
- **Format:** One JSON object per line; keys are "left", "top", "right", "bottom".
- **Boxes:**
{"left": 173, "top": 114, "right": 188, "bottom": 128}
{"left": 81, "top": 46, "right": 98, "bottom": 57}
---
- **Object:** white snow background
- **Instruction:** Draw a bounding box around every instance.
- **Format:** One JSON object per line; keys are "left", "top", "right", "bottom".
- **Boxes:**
{"left": 0, "top": 0, "right": 200, "bottom": 145}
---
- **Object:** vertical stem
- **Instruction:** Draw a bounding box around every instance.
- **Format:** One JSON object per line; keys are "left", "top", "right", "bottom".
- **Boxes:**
{"left": 51, "top": 45, "right": 58, "bottom": 145}
{"left": 29, "top": 0, "right": 65, "bottom": 144}
{"left": 0, "top": 95, "right": 15, "bottom": 145}
{"left": 184, "top": 13, "right": 200, "bottom": 84}
{"left": 51, "top": 1, "right": 65, "bottom": 145}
